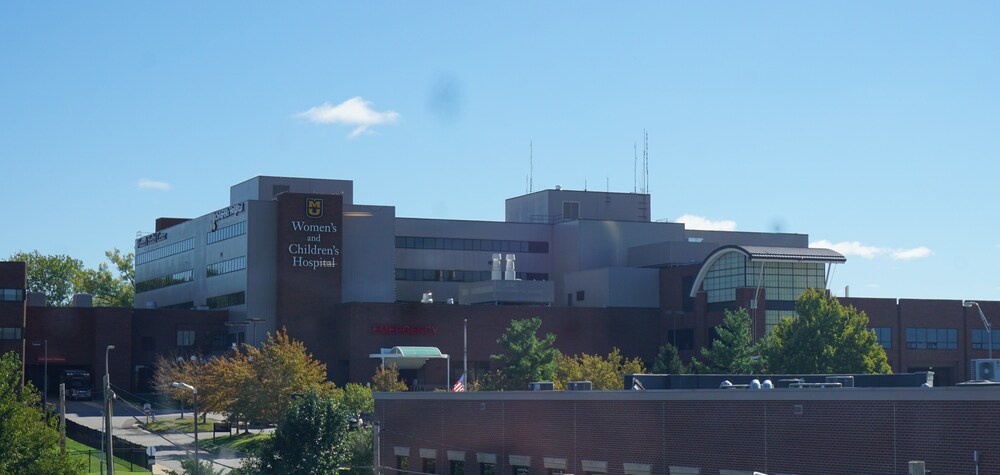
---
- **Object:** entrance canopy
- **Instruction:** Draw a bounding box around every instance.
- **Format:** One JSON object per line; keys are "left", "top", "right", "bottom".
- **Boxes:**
{"left": 370, "top": 346, "right": 449, "bottom": 370}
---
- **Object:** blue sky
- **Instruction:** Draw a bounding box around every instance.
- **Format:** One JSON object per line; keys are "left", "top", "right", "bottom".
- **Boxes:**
{"left": 2, "top": 3, "right": 998, "bottom": 301}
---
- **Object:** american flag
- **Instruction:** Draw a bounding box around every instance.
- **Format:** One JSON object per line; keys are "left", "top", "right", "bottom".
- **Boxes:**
{"left": 452, "top": 373, "right": 466, "bottom": 392}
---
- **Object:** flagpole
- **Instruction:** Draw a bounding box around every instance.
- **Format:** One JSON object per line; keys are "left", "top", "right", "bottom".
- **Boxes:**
{"left": 463, "top": 318, "right": 468, "bottom": 390}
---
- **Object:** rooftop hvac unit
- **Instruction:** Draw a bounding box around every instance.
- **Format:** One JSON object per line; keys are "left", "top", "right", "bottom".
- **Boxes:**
{"left": 972, "top": 359, "right": 1000, "bottom": 381}
{"left": 567, "top": 381, "right": 592, "bottom": 391}
{"left": 528, "top": 382, "right": 554, "bottom": 391}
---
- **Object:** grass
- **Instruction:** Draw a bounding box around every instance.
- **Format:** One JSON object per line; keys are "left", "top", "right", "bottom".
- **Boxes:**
{"left": 66, "top": 438, "right": 151, "bottom": 474}
{"left": 144, "top": 416, "right": 216, "bottom": 434}
{"left": 198, "top": 431, "right": 272, "bottom": 455}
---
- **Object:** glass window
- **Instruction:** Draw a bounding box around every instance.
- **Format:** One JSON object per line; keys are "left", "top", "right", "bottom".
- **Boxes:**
{"left": 136, "top": 237, "right": 195, "bottom": 265}
{"left": 512, "top": 466, "right": 528, "bottom": 475}
{"left": 0, "top": 327, "right": 23, "bottom": 340}
{"left": 972, "top": 329, "right": 1000, "bottom": 350}
{"left": 906, "top": 327, "right": 957, "bottom": 350}
{"left": 0, "top": 288, "right": 25, "bottom": 302}
{"left": 424, "top": 458, "right": 437, "bottom": 474}
{"left": 480, "top": 463, "right": 496, "bottom": 475}
{"left": 136, "top": 270, "right": 194, "bottom": 293}
{"left": 206, "top": 291, "right": 246, "bottom": 309}
{"left": 207, "top": 221, "right": 246, "bottom": 245}
{"left": 397, "top": 456, "right": 409, "bottom": 471}
{"left": 176, "top": 330, "right": 195, "bottom": 347}
{"left": 207, "top": 256, "right": 247, "bottom": 277}
{"left": 870, "top": 327, "right": 892, "bottom": 349}
{"left": 451, "top": 461, "right": 465, "bottom": 475}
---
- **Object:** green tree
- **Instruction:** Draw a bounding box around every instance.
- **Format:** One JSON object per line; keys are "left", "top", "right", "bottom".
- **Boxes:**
{"left": 760, "top": 289, "right": 892, "bottom": 374}
{"left": 371, "top": 364, "right": 408, "bottom": 392}
{"left": 491, "top": 317, "right": 561, "bottom": 390}
{"left": 74, "top": 248, "right": 135, "bottom": 307}
{"left": 241, "top": 389, "right": 350, "bottom": 475}
{"left": 554, "top": 348, "right": 646, "bottom": 390}
{"left": 340, "top": 383, "right": 374, "bottom": 419}
{"left": 8, "top": 251, "right": 84, "bottom": 306}
{"left": 0, "top": 351, "right": 82, "bottom": 475}
{"left": 236, "top": 329, "right": 334, "bottom": 425}
{"left": 691, "top": 308, "right": 760, "bottom": 374}
{"left": 652, "top": 343, "right": 688, "bottom": 374}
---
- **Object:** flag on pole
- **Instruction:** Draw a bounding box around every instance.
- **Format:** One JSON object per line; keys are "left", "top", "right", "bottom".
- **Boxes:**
{"left": 452, "top": 373, "right": 466, "bottom": 392}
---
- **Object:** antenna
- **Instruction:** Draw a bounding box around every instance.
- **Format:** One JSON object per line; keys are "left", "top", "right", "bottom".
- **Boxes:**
{"left": 642, "top": 129, "right": 649, "bottom": 194}
{"left": 606, "top": 176, "right": 609, "bottom": 192}
{"left": 633, "top": 143, "right": 637, "bottom": 193}
{"left": 530, "top": 141, "right": 534, "bottom": 193}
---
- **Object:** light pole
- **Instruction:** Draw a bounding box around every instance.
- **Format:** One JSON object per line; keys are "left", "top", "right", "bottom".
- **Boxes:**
{"left": 104, "top": 345, "right": 115, "bottom": 475}
{"left": 171, "top": 382, "right": 199, "bottom": 475}
{"left": 31, "top": 340, "right": 47, "bottom": 418}
{"left": 965, "top": 300, "right": 992, "bottom": 361}
{"left": 245, "top": 317, "right": 265, "bottom": 346}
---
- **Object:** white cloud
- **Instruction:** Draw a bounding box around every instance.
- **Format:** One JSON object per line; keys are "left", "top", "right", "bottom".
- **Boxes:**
{"left": 136, "top": 179, "right": 171, "bottom": 191}
{"left": 811, "top": 240, "right": 883, "bottom": 259}
{"left": 891, "top": 247, "right": 933, "bottom": 260}
{"left": 675, "top": 214, "right": 737, "bottom": 231}
{"left": 296, "top": 97, "right": 400, "bottom": 138}
{"left": 811, "top": 240, "right": 933, "bottom": 261}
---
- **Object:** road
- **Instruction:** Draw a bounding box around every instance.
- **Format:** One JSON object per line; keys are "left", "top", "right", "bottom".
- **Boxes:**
{"left": 66, "top": 399, "right": 255, "bottom": 474}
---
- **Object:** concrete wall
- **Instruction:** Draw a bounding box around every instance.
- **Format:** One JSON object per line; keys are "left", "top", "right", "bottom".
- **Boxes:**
{"left": 563, "top": 267, "right": 659, "bottom": 308}
{"left": 505, "top": 189, "right": 651, "bottom": 223}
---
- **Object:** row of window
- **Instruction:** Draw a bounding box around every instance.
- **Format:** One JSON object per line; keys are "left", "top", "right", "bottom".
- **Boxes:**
{"left": 206, "top": 291, "right": 245, "bottom": 309}
{"left": 206, "top": 256, "right": 247, "bottom": 277}
{"left": 395, "top": 268, "right": 549, "bottom": 282}
{"left": 395, "top": 236, "right": 549, "bottom": 254}
{"left": 136, "top": 237, "right": 195, "bottom": 265}
{"left": 208, "top": 221, "right": 247, "bottom": 244}
{"left": 0, "top": 288, "right": 25, "bottom": 302}
{"left": 905, "top": 328, "right": 958, "bottom": 350}
{"left": 871, "top": 327, "right": 892, "bottom": 349}
{"left": 0, "top": 327, "right": 23, "bottom": 340}
{"left": 396, "top": 447, "right": 660, "bottom": 475}
{"left": 136, "top": 270, "right": 194, "bottom": 293}
{"left": 972, "top": 329, "right": 1000, "bottom": 350}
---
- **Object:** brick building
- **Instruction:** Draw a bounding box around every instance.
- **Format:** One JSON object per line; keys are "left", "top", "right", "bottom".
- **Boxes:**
{"left": 375, "top": 386, "right": 1000, "bottom": 475}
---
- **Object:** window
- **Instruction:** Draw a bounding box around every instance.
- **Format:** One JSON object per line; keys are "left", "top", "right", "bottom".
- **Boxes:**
{"left": 0, "top": 327, "right": 23, "bottom": 340}
{"left": 207, "top": 256, "right": 247, "bottom": 277}
{"left": 397, "top": 456, "right": 409, "bottom": 472}
{"left": 451, "top": 461, "right": 465, "bottom": 475}
{"left": 681, "top": 276, "right": 695, "bottom": 312}
{"left": 972, "top": 329, "right": 1000, "bottom": 350}
{"left": 666, "top": 329, "right": 695, "bottom": 350}
{"left": 206, "top": 291, "right": 245, "bottom": 309}
{"left": 512, "top": 467, "right": 528, "bottom": 475}
{"left": 161, "top": 301, "right": 194, "bottom": 310}
{"left": 871, "top": 327, "right": 892, "bottom": 349}
{"left": 480, "top": 463, "right": 496, "bottom": 475}
{"left": 562, "top": 201, "right": 580, "bottom": 220}
{"left": 136, "top": 237, "right": 195, "bottom": 265}
{"left": 906, "top": 327, "right": 957, "bottom": 350}
{"left": 548, "top": 470, "right": 565, "bottom": 475}
{"left": 207, "top": 221, "right": 246, "bottom": 244}
{"left": 176, "top": 330, "right": 195, "bottom": 347}
{"left": 424, "top": 458, "right": 437, "bottom": 474}
{"left": 136, "top": 270, "right": 193, "bottom": 293}
{"left": 395, "top": 236, "right": 549, "bottom": 254}
{"left": 576, "top": 290, "right": 585, "bottom": 301}
{"left": 0, "top": 288, "right": 25, "bottom": 302}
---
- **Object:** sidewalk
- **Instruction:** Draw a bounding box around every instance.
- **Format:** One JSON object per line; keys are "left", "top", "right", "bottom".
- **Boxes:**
{"left": 66, "top": 399, "right": 251, "bottom": 474}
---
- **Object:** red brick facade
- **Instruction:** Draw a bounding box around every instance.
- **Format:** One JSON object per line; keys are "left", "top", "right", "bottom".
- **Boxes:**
{"left": 376, "top": 388, "right": 1000, "bottom": 475}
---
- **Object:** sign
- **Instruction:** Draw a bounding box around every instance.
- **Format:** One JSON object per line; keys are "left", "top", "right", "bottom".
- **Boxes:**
{"left": 306, "top": 198, "right": 324, "bottom": 218}
{"left": 372, "top": 325, "right": 438, "bottom": 336}
{"left": 214, "top": 202, "right": 245, "bottom": 221}
{"left": 37, "top": 355, "right": 66, "bottom": 363}
{"left": 143, "top": 403, "right": 151, "bottom": 415}
{"left": 135, "top": 232, "right": 168, "bottom": 248}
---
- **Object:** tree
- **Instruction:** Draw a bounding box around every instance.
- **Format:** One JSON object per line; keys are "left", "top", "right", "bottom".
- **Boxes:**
{"left": 340, "top": 383, "right": 374, "bottom": 419}
{"left": 554, "top": 348, "right": 646, "bottom": 390}
{"left": 652, "top": 343, "right": 688, "bottom": 374}
{"left": 0, "top": 351, "right": 82, "bottom": 475}
{"left": 8, "top": 251, "right": 84, "bottom": 306}
{"left": 371, "top": 364, "right": 408, "bottom": 392}
{"left": 691, "top": 308, "right": 760, "bottom": 374}
{"left": 9, "top": 249, "right": 135, "bottom": 307}
{"left": 241, "top": 389, "right": 350, "bottom": 475}
{"left": 491, "top": 317, "right": 561, "bottom": 390}
{"left": 236, "top": 329, "right": 334, "bottom": 425}
{"left": 760, "top": 289, "right": 892, "bottom": 374}
{"left": 74, "top": 248, "right": 135, "bottom": 307}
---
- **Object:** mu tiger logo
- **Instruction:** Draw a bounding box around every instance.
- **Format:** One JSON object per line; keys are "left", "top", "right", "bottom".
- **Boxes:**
{"left": 306, "top": 198, "right": 324, "bottom": 218}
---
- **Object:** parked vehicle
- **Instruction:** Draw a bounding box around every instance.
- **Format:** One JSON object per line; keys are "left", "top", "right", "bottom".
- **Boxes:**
{"left": 60, "top": 369, "right": 93, "bottom": 400}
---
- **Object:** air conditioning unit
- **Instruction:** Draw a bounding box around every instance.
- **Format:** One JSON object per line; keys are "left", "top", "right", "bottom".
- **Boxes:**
{"left": 971, "top": 359, "right": 1000, "bottom": 381}
{"left": 567, "top": 381, "right": 592, "bottom": 391}
{"left": 528, "top": 381, "right": 554, "bottom": 391}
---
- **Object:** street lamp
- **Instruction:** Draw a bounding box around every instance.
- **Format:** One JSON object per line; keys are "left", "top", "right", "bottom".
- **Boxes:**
{"left": 171, "top": 382, "right": 199, "bottom": 475}
{"left": 104, "top": 345, "right": 116, "bottom": 475}
{"left": 245, "top": 317, "right": 265, "bottom": 346}
{"left": 964, "top": 300, "right": 992, "bottom": 360}
{"left": 31, "top": 340, "right": 47, "bottom": 418}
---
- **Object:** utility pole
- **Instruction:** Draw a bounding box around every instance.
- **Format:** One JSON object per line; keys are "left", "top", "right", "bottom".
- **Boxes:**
{"left": 463, "top": 319, "right": 468, "bottom": 388}
{"left": 59, "top": 383, "right": 66, "bottom": 454}
{"left": 373, "top": 421, "right": 381, "bottom": 475}
{"left": 105, "top": 345, "right": 115, "bottom": 475}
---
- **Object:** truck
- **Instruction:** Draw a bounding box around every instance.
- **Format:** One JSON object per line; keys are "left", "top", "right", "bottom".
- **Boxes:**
{"left": 60, "top": 369, "right": 93, "bottom": 400}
